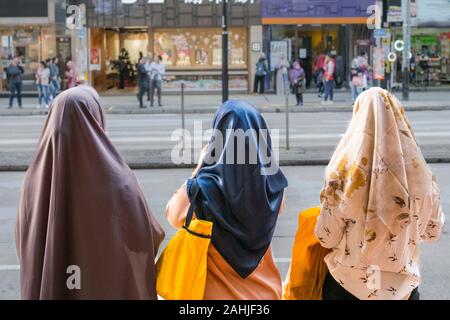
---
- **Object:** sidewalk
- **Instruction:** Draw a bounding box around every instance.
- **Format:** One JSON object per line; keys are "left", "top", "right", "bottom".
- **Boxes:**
{"left": 1, "top": 145, "right": 449, "bottom": 172}
{"left": 1, "top": 89, "right": 450, "bottom": 116}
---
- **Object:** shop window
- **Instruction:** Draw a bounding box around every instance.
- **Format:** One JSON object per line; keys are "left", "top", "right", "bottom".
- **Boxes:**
{"left": 154, "top": 27, "right": 248, "bottom": 70}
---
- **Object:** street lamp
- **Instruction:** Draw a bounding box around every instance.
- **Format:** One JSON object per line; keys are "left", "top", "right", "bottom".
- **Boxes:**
{"left": 222, "top": 0, "right": 229, "bottom": 103}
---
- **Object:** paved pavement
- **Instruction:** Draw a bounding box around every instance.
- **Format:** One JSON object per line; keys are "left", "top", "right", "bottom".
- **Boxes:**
{"left": 2, "top": 90, "right": 450, "bottom": 116}
{"left": 0, "top": 165, "right": 449, "bottom": 300}
{"left": 1, "top": 110, "right": 450, "bottom": 170}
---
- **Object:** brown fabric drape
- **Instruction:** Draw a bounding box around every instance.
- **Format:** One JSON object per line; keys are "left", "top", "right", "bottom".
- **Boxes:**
{"left": 16, "top": 86, "right": 164, "bottom": 299}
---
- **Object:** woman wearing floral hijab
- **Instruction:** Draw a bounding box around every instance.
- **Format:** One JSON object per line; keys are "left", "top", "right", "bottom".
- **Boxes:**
{"left": 165, "top": 100, "right": 288, "bottom": 299}
{"left": 315, "top": 87, "right": 445, "bottom": 300}
{"left": 16, "top": 86, "right": 164, "bottom": 299}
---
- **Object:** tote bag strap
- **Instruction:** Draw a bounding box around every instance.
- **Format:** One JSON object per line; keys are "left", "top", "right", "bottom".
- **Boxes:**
{"left": 184, "top": 178, "right": 200, "bottom": 229}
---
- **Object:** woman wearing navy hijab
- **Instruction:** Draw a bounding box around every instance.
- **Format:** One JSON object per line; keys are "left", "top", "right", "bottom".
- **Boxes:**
{"left": 165, "top": 100, "right": 288, "bottom": 299}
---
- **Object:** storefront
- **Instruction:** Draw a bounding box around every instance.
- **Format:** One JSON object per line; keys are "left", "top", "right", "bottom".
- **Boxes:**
{"left": 386, "top": 0, "right": 450, "bottom": 87}
{"left": 261, "top": 0, "right": 374, "bottom": 89}
{"left": 86, "top": 0, "right": 261, "bottom": 93}
{"left": 0, "top": 0, "right": 87, "bottom": 93}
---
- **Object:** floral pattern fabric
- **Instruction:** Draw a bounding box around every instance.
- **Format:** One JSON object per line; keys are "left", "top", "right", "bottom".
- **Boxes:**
{"left": 315, "top": 87, "right": 445, "bottom": 300}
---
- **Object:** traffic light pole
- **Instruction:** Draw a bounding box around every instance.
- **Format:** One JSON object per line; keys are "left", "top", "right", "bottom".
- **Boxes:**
{"left": 380, "top": 0, "right": 388, "bottom": 89}
{"left": 222, "top": 0, "right": 229, "bottom": 103}
{"left": 402, "top": 0, "right": 411, "bottom": 101}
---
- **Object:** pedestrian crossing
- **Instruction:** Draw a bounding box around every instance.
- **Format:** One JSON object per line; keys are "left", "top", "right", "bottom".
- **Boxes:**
{"left": 0, "top": 112, "right": 449, "bottom": 152}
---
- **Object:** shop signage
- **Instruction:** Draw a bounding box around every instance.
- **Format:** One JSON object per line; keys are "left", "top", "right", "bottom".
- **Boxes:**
{"left": 387, "top": 5, "right": 402, "bottom": 23}
{"left": 299, "top": 48, "right": 307, "bottom": 59}
{"left": 251, "top": 42, "right": 261, "bottom": 52}
{"left": 374, "top": 28, "right": 389, "bottom": 39}
{"left": 0, "top": 0, "right": 47, "bottom": 18}
{"left": 261, "top": 0, "right": 373, "bottom": 24}
{"left": 121, "top": 0, "right": 254, "bottom": 3}
{"left": 411, "top": 0, "right": 450, "bottom": 27}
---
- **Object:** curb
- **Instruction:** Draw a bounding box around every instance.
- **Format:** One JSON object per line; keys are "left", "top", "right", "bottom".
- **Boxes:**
{"left": 3, "top": 105, "right": 450, "bottom": 116}
{"left": 2, "top": 157, "right": 450, "bottom": 172}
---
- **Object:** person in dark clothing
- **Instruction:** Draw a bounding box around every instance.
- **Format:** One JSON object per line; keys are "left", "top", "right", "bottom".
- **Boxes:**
{"left": 322, "top": 272, "right": 420, "bottom": 300}
{"left": 6, "top": 57, "right": 24, "bottom": 109}
{"left": 136, "top": 57, "right": 149, "bottom": 108}
{"left": 253, "top": 53, "right": 268, "bottom": 94}
{"left": 290, "top": 61, "right": 305, "bottom": 106}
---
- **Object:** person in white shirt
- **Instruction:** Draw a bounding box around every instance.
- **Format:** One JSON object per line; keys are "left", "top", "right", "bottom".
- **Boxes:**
{"left": 148, "top": 55, "right": 165, "bottom": 107}
{"left": 36, "top": 61, "right": 51, "bottom": 109}
{"left": 315, "top": 87, "right": 445, "bottom": 300}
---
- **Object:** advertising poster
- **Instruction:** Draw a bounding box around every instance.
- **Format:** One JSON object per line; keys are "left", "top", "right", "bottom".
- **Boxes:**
{"left": 373, "top": 47, "right": 385, "bottom": 81}
{"left": 89, "top": 48, "right": 101, "bottom": 71}
{"left": 270, "top": 40, "right": 288, "bottom": 71}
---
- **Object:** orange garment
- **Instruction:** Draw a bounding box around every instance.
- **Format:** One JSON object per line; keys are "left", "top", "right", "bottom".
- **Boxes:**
{"left": 165, "top": 183, "right": 282, "bottom": 300}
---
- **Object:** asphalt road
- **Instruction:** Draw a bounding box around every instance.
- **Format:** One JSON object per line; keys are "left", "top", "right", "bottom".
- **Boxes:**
{"left": 0, "top": 165, "right": 449, "bottom": 300}
{"left": 1, "top": 110, "right": 450, "bottom": 169}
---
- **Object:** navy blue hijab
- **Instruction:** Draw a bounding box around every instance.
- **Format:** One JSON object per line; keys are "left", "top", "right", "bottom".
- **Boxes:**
{"left": 187, "top": 100, "right": 288, "bottom": 278}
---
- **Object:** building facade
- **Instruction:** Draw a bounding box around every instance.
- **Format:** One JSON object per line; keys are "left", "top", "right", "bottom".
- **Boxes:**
{"left": 261, "top": 0, "right": 374, "bottom": 89}
{"left": 85, "top": 0, "right": 262, "bottom": 92}
{"left": 0, "top": 0, "right": 88, "bottom": 93}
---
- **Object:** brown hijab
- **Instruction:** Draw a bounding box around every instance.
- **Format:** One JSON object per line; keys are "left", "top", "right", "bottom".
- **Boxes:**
{"left": 16, "top": 86, "right": 164, "bottom": 299}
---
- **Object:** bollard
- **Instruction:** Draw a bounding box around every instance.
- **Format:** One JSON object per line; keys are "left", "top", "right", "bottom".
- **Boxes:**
{"left": 181, "top": 82, "right": 185, "bottom": 150}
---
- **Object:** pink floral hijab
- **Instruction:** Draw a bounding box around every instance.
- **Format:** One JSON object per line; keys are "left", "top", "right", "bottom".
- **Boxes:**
{"left": 321, "top": 87, "right": 442, "bottom": 259}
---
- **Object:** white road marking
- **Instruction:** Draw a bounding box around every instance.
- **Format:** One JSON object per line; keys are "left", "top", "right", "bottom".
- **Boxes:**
{"left": 0, "top": 265, "right": 20, "bottom": 271}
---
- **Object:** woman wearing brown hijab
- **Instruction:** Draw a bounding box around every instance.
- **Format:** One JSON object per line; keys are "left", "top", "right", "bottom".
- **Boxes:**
{"left": 16, "top": 85, "right": 165, "bottom": 300}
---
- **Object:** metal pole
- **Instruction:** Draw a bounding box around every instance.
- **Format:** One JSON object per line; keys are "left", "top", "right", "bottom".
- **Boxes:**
{"left": 222, "top": 0, "right": 229, "bottom": 103}
{"left": 402, "top": 0, "right": 411, "bottom": 101}
{"left": 285, "top": 89, "right": 290, "bottom": 150}
{"left": 181, "top": 82, "right": 185, "bottom": 150}
{"left": 380, "top": 0, "right": 388, "bottom": 89}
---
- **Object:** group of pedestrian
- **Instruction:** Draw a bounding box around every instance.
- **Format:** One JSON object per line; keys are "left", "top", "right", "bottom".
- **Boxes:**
{"left": 313, "top": 51, "right": 337, "bottom": 104}
{"left": 5, "top": 56, "right": 77, "bottom": 110}
{"left": 253, "top": 50, "right": 370, "bottom": 107}
{"left": 16, "top": 85, "right": 444, "bottom": 300}
{"left": 256, "top": 53, "right": 306, "bottom": 107}
{"left": 137, "top": 54, "right": 165, "bottom": 108}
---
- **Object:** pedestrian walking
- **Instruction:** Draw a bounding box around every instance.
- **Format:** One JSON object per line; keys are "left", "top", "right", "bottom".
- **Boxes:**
{"left": 165, "top": 100, "right": 288, "bottom": 299}
{"left": 275, "top": 54, "right": 290, "bottom": 96}
{"left": 315, "top": 87, "right": 445, "bottom": 300}
{"left": 253, "top": 53, "right": 268, "bottom": 94}
{"left": 313, "top": 52, "right": 326, "bottom": 97}
{"left": 36, "top": 61, "right": 50, "bottom": 109}
{"left": 148, "top": 55, "right": 165, "bottom": 107}
{"left": 290, "top": 61, "right": 305, "bottom": 106}
{"left": 136, "top": 57, "right": 149, "bottom": 108}
{"left": 322, "top": 53, "right": 336, "bottom": 104}
{"left": 16, "top": 86, "right": 165, "bottom": 299}
{"left": 65, "top": 60, "right": 78, "bottom": 89}
{"left": 48, "top": 57, "right": 61, "bottom": 99}
{"left": 5, "top": 57, "right": 24, "bottom": 109}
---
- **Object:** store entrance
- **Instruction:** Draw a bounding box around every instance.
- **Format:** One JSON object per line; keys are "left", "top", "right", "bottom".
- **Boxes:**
{"left": 105, "top": 28, "right": 149, "bottom": 91}
{"left": 284, "top": 25, "right": 340, "bottom": 89}
{"left": 90, "top": 27, "right": 149, "bottom": 92}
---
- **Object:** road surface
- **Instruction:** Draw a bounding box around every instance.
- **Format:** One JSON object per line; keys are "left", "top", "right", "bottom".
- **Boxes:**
{"left": 0, "top": 165, "right": 449, "bottom": 299}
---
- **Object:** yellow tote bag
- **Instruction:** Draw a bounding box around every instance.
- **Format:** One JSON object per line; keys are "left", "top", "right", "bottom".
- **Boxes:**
{"left": 282, "top": 206, "right": 331, "bottom": 300}
{"left": 156, "top": 184, "right": 213, "bottom": 300}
